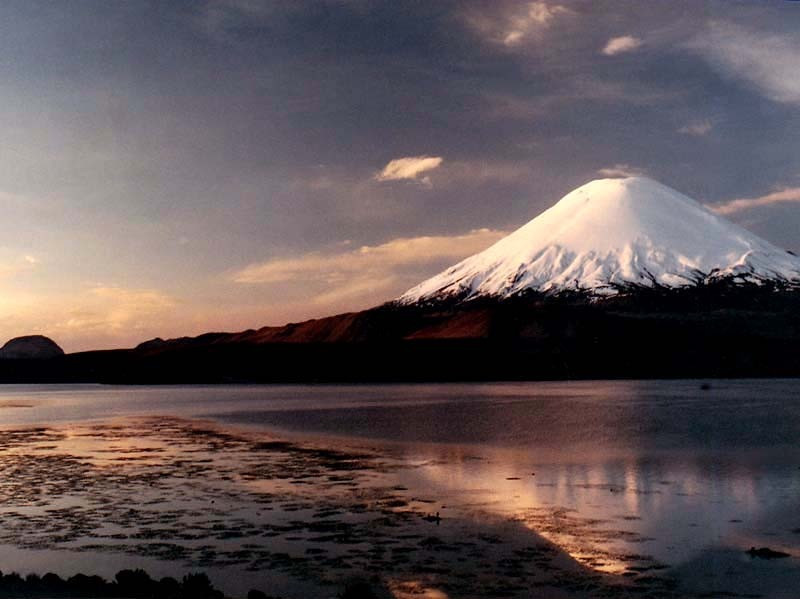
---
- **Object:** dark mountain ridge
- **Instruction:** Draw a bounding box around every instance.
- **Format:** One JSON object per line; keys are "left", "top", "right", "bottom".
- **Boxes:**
{"left": 3, "top": 281, "right": 799, "bottom": 383}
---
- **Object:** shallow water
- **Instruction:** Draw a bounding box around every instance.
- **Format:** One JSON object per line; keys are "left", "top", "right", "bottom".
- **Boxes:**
{"left": 0, "top": 380, "right": 796, "bottom": 598}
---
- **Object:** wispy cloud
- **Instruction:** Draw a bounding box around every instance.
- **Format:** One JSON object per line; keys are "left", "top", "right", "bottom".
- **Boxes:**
{"left": 597, "top": 164, "right": 647, "bottom": 178}
{"left": 233, "top": 229, "right": 505, "bottom": 285}
{"left": 678, "top": 120, "right": 713, "bottom": 136}
{"left": 194, "top": 0, "right": 278, "bottom": 40}
{"left": 374, "top": 156, "right": 443, "bottom": 184}
{"left": 78, "top": 286, "right": 177, "bottom": 333}
{"left": 0, "top": 285, "right": 179, "bottom": 352}
{"left": 232, "top": 229, "right": 506, "bottom": 308}
{"left": 712, "top": 187, "right": 800, "bottom": 216}
{"left": 482, "top": 76, "right": 677, "bottom": 121}
{"left": 439, "top": 160, "right": 532, "bottom": 185}
{"left": 0, "top": 254, "right": 41, "bottom": 279}
{"left": 690, "top": 21, "right": 800, "bottom": 104}
{"left": 602, "top": 35, "right": 642, "bottom": 56}
{"left": 464, "top": 1, "right": 572, "bottom": 47}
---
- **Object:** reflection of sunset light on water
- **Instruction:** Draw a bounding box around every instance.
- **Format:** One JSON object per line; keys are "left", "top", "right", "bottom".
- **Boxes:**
{"left": 56, "top": 424, "right": 173, "bottom": 467}
{"left": 411, "top": 457, "right": 638, "bottom": 575}
{"left": 405, "top": 445, "right": 780, "bottom": 579}
{"left": 50, "top": 419, "right": 792, "bottom": 591}
{"left": 389, "top": 580, "right": 449, "bottom": 599}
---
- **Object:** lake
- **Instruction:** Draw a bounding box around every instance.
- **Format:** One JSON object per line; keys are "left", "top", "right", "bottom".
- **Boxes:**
{"left": 0, "top": 380, "right": 796, "bottom": 598}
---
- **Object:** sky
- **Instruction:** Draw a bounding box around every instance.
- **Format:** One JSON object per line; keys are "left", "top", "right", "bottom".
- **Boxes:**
{"left": 1, "top": 0, "right": 800, "bottom": 352}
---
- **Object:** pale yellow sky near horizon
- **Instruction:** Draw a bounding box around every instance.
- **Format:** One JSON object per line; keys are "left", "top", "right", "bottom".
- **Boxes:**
{"left": 0, "top": 228, "right": 508, "bottom": 352}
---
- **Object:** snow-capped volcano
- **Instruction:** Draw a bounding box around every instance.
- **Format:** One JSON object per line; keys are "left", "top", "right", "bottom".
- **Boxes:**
{"left": 398, "top": 177, "right": 800, "bottom": 303}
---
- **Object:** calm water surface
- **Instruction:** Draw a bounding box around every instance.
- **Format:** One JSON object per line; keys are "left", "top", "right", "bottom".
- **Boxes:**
{"left": 0, "top": 380, "right": 797, "bottom": 598}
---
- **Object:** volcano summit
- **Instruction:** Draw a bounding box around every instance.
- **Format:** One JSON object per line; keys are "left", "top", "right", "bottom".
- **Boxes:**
{"left": 399, "top": 177, "right": 800, "bottom": 304}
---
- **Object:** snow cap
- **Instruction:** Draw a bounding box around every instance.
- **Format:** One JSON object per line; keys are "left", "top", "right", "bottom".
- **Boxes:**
{"left": 398, "top": 177, "right": 800, "bottom": 303}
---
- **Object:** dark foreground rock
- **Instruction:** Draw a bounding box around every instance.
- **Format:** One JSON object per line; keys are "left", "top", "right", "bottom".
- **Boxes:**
{"left": 0, "top": 568, "right": 224, "bottom": 598}
{"left": 0, "top": 566, "right": 377, "bottom": 598}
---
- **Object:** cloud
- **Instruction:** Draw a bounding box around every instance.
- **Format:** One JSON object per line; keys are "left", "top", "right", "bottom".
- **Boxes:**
{"left": 678, "top": 120, "right": 713, "bottom": 136}
{"left": 464, "top": 1, "right": 572, "bottom": 47}
{"left": 0, "top": 254, "right": 41, "bottom": 279}
{"left": 0, "top": 285, "right": 179, "bottom": 352}
{"left": 597, "top": 164, "right": 648, "bottom": 178}
{"left": 194, "top": 0, "right": 279, "bottom": 40}
{"left": 602, "top": 35, "right": 642, "bottom": 56}
{"left": 711, "top": 187, "right": 800, "bottom": 216}
{"left": 482, "top": 75, "right": 677, "bottom": 122}
{"left": 690, "top": 22, "right": 800, "bottom": 104}
{"left": 374, "top": 156, "right": 443, "bottom": 183}
{"left": 77, "top": 286, "right": 177, "bottom": 333}
{"left": 231, "top": 229, "right": 506, "bottom": 309}
{"left": 438, "top": 160, "right": 532, "bottom": 185}
{"left": 503, "top": 1, "right": 571, "bottom": 46}
{"left": 233, "top": 229, "right": 505, "bottom": 285}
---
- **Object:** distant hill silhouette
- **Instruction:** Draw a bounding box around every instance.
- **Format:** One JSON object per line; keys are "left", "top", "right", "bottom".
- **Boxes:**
{"left": 0, "top": 335, "right": 64, "bottom": 360}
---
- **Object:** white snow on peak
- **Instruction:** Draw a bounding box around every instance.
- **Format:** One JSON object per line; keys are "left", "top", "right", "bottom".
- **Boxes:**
{"left": 398, "top": 177, "right": 800, "bottom": 303}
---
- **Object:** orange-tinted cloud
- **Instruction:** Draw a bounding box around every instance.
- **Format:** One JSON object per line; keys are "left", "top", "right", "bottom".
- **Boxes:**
{"left": 602, "top": 35, "right": 642, "bottom": 56}
{"left": 464, "top": 1, "right": 572, "bottom": 47}
{"left": 374, "top": 156, "right": 443, "bottom": 183}
{"left": 0, "top": 285, "right": 179, "bottom": 352}
{"left": 232, "top": 228, "right": 507, "bottom": 310}
{"left": 712, "top": 187, "right": 800, "bottom": 215}
{"left": 233, "top": 229, "right": 505, "bottom": 284}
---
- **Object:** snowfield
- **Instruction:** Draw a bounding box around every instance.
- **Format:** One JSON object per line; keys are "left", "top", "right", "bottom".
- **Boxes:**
{"left": 398, "top": 177, "right": 800, "bottom": 303}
